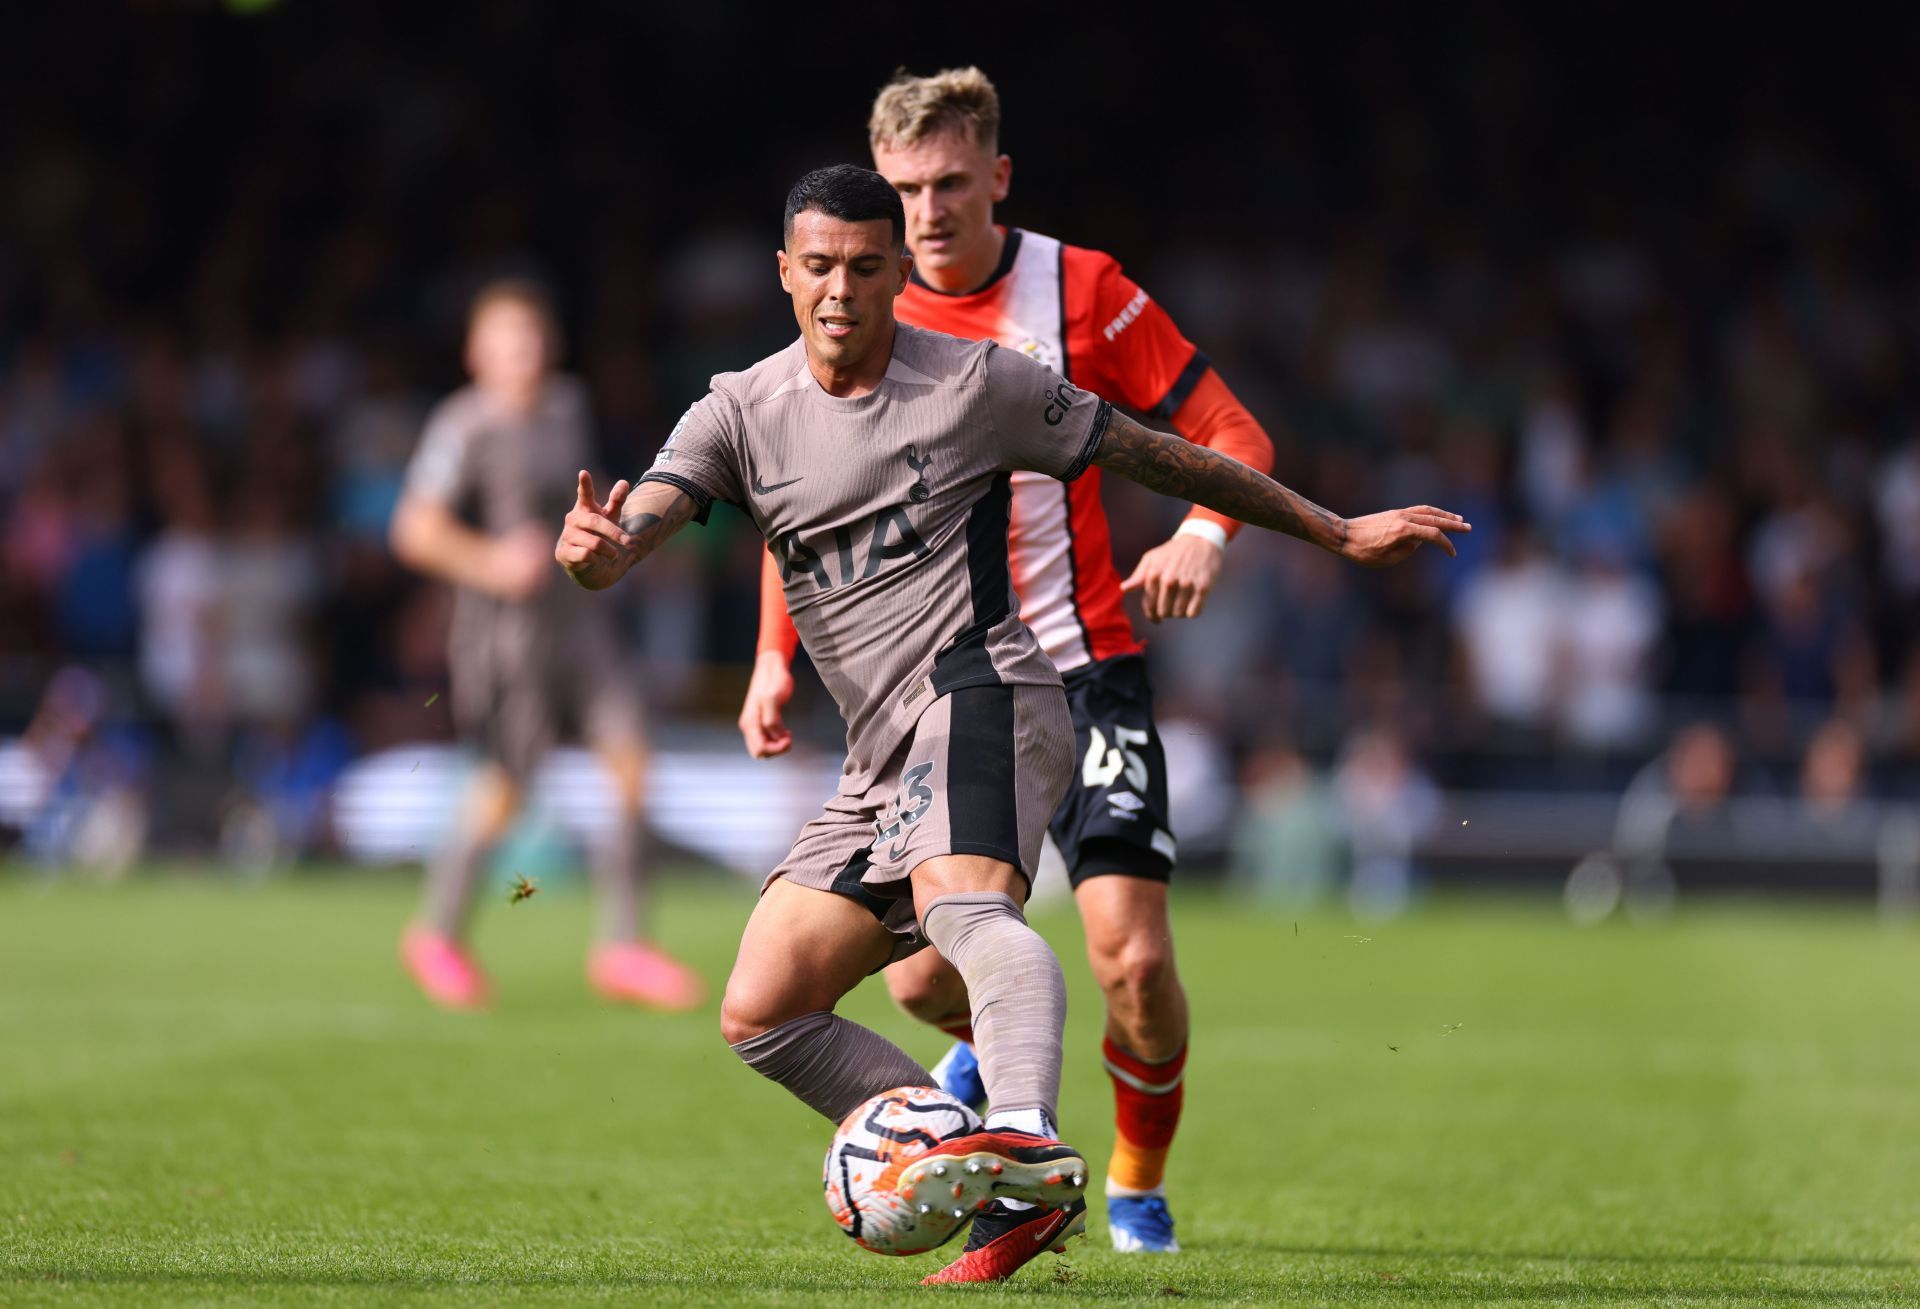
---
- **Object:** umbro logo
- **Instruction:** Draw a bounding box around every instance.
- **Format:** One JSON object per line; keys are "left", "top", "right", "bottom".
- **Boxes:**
{"left": 1105, "top": 791, "right": 1146, "bottom": 813}
{"left": 753, "top": 471, "right": 804, "bottom": 495}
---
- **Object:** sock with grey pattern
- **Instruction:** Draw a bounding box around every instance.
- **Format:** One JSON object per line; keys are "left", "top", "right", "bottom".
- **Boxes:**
{"left": 730, "top": 1011, "right": 935, "bottom": 1122}
{"left": 919, "top": 891, "right": 1067, "bottom": 1131}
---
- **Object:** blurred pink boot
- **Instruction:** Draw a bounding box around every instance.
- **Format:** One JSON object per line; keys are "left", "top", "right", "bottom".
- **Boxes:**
{"left": 588, "top": 942, "right": 704, "bottom": 1011}
{"left": 401, "top": 927, "right": 491, "bottom": 1010}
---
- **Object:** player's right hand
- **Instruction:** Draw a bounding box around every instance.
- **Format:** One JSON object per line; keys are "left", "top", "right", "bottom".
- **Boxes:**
{"left": 1338, "top": 505, "right": 1471, "bottom": 568}
{"left": 738, "top": 649, "right": 795, "bottom": 758}
{"left": 1120, "top": 531, "right": 1224, "bottom": 623}
{"left": 555, "top": 470, "right": 634, "bottom": 590}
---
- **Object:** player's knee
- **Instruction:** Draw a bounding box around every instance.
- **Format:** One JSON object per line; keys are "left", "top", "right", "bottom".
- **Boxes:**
{"left": 1095, "top": 933, "right": 1175, "bottom": 1008}
{"left": 600, "top": 749, "right": 648, "bottom": 809}
{"left": 464, "top": 766, "right": 526, "bottom": 834}
{"left": 719, "top": 1000, "right": 767, "bottom": 1047}
{"left": 885, "top": 969, "right": 954, "bottom": 1024}
{"left": 720, "top": 980, "right": 785, "bottom": 1046}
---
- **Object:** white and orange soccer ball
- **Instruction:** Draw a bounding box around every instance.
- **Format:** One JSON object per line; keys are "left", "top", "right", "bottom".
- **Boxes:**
{"left": 822, "top": 1085, "right": 984, "bottom": 1255}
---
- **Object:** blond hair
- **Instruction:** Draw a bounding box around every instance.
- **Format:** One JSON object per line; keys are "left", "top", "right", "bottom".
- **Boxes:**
{"left": 868, "top": 66, "right": 1001, "bottom": 154}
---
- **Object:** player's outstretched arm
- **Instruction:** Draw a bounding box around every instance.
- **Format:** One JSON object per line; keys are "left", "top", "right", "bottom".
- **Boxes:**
{"left": 1091, "top": 411, "right": 1469, "bottom": 567}
{"left": 1120, "top": 371, "right": 1276, "bottom": 621}
{"left": 555, "top": 471, "right": 697, "bottom": 590}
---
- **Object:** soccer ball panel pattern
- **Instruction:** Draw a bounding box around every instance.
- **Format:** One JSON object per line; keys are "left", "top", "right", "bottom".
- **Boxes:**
{"left": 822, "top": 1085, "right": 983, "bottom": 1255}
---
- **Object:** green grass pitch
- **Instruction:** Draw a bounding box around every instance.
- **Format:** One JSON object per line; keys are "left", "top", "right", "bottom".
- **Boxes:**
{"left": 2, "top": 870, "right": 1917, "bottom": 1306}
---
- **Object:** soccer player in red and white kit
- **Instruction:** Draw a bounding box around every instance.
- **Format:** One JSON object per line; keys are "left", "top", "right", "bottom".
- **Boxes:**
{"left": 737, "top": 67, "right": 1276, "bottom": 1253}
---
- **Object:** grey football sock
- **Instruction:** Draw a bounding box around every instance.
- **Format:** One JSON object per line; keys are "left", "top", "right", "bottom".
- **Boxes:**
{"left": 420, "top": 828, "right": 489, "bottom": 940}
{"left": 730, "top": 1011, "right": 934, "bottom": 1123}
{"left": 919, "top": 892, "right": 1067, "bottom": 1130}
{"left": 588, "top": 806, "right": 647, "bottom": 943}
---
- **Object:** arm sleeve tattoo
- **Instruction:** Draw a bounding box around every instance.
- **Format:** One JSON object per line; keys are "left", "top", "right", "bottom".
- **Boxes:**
{"left": 1090, "top": 409, "right": 1347, "bottom": 552}
{"left": 617, "top": 485, "right": 699, "bottom": 565}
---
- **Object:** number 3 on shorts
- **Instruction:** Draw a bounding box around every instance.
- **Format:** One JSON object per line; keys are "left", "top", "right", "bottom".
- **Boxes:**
{"left": 1083, "top": 724, "right": 1149, "bottom": 791}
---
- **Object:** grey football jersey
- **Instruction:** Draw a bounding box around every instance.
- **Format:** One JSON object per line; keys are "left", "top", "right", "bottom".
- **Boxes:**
{"left": 402, "top": 376, "right": 618, "bottom": 691}
{"left": 641, "top": 324, "right": 1112, "bottom": 791}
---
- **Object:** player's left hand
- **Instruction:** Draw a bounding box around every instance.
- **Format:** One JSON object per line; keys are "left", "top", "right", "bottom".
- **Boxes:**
{"left": 1339, "top": 506, "right": 1472, "bottom": 567}
{"left": 1120, "top": 531, "right": 1224, "bottom": 623}
{"left": 738, "top": 650, "right": 796, "bottom": 758}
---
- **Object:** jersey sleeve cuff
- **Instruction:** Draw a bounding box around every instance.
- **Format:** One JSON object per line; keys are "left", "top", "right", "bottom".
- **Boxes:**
{"left": 1062, "top": 400, "right": 1113, "bottom": 483}
{"left": 637, "top": 470, "right": 715, "bottom": 525}
{"left": 1149, "top": 349, "right": 1212, "bottom": 420}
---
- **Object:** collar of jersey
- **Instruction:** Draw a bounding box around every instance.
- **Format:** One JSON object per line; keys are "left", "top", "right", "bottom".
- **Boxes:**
{"left": 908, "top": 227, "right": 1023, "bottom": 298}
{"left": 780, "top": 333, "right": 940, "bottom": 410}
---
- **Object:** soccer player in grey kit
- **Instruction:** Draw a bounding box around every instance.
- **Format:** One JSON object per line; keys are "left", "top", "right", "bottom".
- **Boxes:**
{"left": 555, "top": 165, "right": 1467, "bottom": 1283}
{"left": 392, "top": 282, "right": 701, "bottom": 1012}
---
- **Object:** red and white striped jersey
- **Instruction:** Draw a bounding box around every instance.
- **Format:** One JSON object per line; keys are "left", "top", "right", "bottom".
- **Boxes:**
{"left": 897, "top": 227, "right": 1209, "bottom": 672}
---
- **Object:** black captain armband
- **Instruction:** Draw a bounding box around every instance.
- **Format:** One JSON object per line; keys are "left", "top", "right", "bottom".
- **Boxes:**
{"left": 1061, "top": 401, "right": 1114, "bottom": 483}
{"left": 638, "top": 471, "right": 714, "bottom": 525}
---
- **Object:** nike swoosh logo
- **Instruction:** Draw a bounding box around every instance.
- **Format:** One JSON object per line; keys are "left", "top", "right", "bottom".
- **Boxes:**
{"left": 888, "top": 840, "right": 911, "bottom": 862}
{"left": 753, "top": 472, "right": 804, "bottom": 494}
{"left": 1032, "top": 1213, "right": 1069, "bottom": 1243}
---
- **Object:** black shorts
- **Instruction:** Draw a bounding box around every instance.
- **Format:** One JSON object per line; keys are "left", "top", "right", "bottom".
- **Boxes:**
{"left": 1049, "top": 654, "right": 1176, "bottom": 885}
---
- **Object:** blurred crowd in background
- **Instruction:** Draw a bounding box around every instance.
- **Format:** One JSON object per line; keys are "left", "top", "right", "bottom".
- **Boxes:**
{"left": 2, "top": 5, "right": 1916, "bottom": 892}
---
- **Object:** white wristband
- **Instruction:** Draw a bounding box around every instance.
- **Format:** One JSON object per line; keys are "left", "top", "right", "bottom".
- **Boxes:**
{"left": 1175, "top": 519, "right": 1228, "bottom": 552}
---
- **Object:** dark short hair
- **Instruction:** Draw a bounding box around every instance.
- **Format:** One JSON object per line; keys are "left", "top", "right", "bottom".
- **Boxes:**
{"left": 782, "top": 164, "right": 905, "bottom": 250}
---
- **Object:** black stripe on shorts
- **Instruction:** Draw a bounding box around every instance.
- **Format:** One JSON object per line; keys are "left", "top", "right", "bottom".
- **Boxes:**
{"left": 828, "top": 846, "right": 894, "bottom": 921}
{"left": 945, "top": 684, "right": 1021, "bottom": 867}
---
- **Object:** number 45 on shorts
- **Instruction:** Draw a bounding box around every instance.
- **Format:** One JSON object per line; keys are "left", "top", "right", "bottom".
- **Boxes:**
{"left": 1082, "top": 725, "right": 1149, "bottom": 791}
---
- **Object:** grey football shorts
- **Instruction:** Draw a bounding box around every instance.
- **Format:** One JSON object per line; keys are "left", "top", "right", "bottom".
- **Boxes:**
{"left": 764, "top": 682, "right": 1072, "bottom": 965}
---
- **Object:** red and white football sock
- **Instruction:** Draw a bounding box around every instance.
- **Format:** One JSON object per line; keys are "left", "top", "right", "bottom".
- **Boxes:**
{"left": 1102, "top": 1035, "right": 1186, "bottom": 1195}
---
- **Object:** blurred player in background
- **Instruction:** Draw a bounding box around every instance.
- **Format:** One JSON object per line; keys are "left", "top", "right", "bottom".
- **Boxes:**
{"left": 390, "top": 281, "right": 702, "bottom": 1012}
{"left": 737, "top": 68, "right": 1275, "bottom": 1252}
